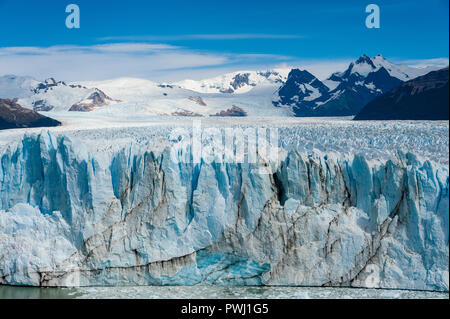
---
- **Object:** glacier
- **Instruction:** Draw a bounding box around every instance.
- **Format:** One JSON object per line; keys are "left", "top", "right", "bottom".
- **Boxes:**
{"left": 0, "top": 128, "right": 448, "bottom": 291}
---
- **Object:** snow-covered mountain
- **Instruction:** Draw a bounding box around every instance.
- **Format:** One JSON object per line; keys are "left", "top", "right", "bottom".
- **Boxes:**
{"left": 274, "top": 55, "right": 442, "bottom": 117}
{"left": 0, "top": 56, "right": 443, "bottom": 118}
{"left": 272, "top": 69, "right": 333, "bottom": 116}
{"left": 174, "top": 69, "right": 290, "bottom": 94}
{"left": 80, "top": 77, "right": 190, "bottom": 102}
{"left": 365, "top": 54, "right": 439, "bottom": 81}
{"left": 79, "top": 76, "right": 291, "bottom": 117}
{"left": 0, "top": 75, "right": 119, "bottom": 112}
{"left": 68, "top": 90, "right": 121, "bottom": 112}
{"left": 0, "top": 75, "right": 39, "bottom": 99}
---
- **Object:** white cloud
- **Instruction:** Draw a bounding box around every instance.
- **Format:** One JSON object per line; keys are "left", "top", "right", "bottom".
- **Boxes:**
{"left": 0, "top": 43, "right": 232, "bottom": 81}
{"left": 99, "top": 34, "right": 304, "bottom": 41}
{"left": 0, "top": 43, "right": 179, "bottom": 55}
{"left": 0, "top": 43, "right": 303, "bottom": 82}
{"left": 395, "top": 57, "right": 449, "bottom": 68}
{"left": 0, "top": 43, "right": 446, "bottom": 82}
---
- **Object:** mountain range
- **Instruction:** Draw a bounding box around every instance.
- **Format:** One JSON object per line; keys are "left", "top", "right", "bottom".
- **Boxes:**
{"left": 0, "top": 75, "right": 119, "bottom": 112}
{"left": 174, "top": 69, "right": 290, "bottom": 94}
{"left": 273, "top": 54, "right": 439, "bottom": 116}
{"left": 0, "top": 55, "right": 446, "bottom": 122}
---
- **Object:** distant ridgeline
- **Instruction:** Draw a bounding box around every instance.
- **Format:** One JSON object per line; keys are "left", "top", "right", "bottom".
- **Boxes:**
{"left": 0, "top": 98, "right": 61, "bottom": 130}
{"left": 355, "top": 67, "right": 449, "bottom": 120}
{"left": 0, "top": 55, "right": 446, "bottom": 121}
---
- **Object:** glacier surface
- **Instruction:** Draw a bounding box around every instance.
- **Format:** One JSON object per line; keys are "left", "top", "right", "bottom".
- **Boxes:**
{"left": 0, "top": 122, "right": 448, "bottom": 291}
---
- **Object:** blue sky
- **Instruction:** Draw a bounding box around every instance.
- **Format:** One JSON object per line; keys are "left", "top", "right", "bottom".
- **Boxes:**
{"left": 0, "top": 0, "right": 448, "bottom": 81}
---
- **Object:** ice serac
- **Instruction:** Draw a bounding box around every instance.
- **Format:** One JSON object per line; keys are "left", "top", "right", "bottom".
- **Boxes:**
{"left": 0, "top": 133, "right": 448, "bottom": 291}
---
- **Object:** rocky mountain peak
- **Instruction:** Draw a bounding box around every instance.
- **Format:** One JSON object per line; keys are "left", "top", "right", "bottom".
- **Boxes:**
{"left": 287, "top": 69, "right": 316, "bottom": 84}
{"left": 68, "top": 88, "right": 120, "bottom": 112}
{"left": 355, "top": 54, "right": 375, "bottom": 66}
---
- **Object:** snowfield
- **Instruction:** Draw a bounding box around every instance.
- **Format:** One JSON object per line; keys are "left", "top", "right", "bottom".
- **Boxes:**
{"left": 0, "top": 117, "right": 448, "bottom": 290}
{"left": 173, "top": 69, "right": 290, "bottom": 94}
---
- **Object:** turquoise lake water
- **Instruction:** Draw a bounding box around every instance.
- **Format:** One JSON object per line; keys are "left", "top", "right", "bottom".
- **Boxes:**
{"left": 0, "top": 285, "right": 448, "bottom": 299}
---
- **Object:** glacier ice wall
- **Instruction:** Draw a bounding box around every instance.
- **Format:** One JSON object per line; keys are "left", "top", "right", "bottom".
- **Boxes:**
{"left": 0, "top": 132, "right": 448, "bottom": 291}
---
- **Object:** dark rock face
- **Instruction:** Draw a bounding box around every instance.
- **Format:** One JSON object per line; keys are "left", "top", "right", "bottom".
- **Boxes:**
{"left": 32, "top": 78, "right": 74, "bottom": 94}
{"left": 69, "top": 89, "right": 119, "bottom": 112}
{"left": 273, "top": 69, "right": 331, "bottom": 116}
{"left": 0, "top": 98, "right": 61, "bottom": 130}
{"left": 354, "top": 67, "right": 449, "bottom": 120}
{"left": 172, "top": 110, "right": 203, "bottom": 117}
{"left": 275, "top": 55, "right": 404, "bottom": 117}
{"left": 316, "top": 67, "right": 403, "bottom": 116}
{"left": 217, "top": 71, "right": 283, "bottom": 93}
{"left": 33, "top": 78, "right": 58, "bottom": 93}
{"left": 229, "top": 73, "right": 255, "bottom": 91}
{"left": 69, "top": 84, "right": 88, "bottom": 89}
{"left": 32, "top": 100, "right": 54, "bottom": 112}
{"left": 216, "top": 73, "right": 257, "bottom": 93}
{"left": 211, "top": 106, "right": 247, "bottom": 117}
{"left": 355, "top": 54, "right": 377, "bottom": 67}
{"left": 188, "top": 96, "right": 207, "bottom": 106}
{"left": 158, "top": 84, "right": 174, "bottom": 89}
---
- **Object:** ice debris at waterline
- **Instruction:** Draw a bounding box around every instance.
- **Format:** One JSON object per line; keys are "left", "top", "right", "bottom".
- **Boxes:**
{"left": 0, "top": 132, "right": 448, "bottom": 291}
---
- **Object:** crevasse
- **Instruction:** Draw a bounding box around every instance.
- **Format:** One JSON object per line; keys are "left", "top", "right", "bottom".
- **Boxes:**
{"left": 0, "top": 132, "right": 448, "bottom": 291}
